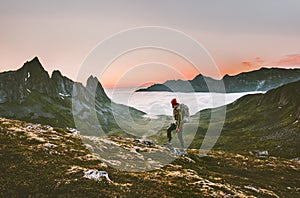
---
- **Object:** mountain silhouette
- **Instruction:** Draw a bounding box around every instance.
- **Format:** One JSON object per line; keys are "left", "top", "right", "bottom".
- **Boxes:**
{"left": 137, "top": 67, "right": 300, "bottom": 93}
{"left": 0, "top": 57, "right": 144, "bottom": 133}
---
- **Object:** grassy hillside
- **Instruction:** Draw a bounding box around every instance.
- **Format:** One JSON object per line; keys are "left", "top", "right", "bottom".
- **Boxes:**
{"left": 0, "top": 118, "right": 299, "bottom": 197}
{"left": 190, "top": 80, "right": 300, "bottom": 158}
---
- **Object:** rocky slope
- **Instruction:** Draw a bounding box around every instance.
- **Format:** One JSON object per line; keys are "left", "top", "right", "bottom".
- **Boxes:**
{"left": 0, "top": 57, "right": 145, "bottom": 134}
{"left": 137, "top": 67, "right": 300, "bottom": 93}
{"left": 1, "top": 118, "right": 299, "bottom": 197}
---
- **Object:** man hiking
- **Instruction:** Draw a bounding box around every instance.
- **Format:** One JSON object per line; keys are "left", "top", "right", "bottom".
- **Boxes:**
{"left": 166, "top": 98, "right": 187, "bottom": 151}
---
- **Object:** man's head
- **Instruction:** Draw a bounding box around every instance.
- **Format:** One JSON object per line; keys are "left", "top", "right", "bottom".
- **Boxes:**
{"left": 171, "top": 98, "right": 178, "bottom": 108}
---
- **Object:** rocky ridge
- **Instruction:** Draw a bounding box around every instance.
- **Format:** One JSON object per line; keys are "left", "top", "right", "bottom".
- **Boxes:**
{"left": 137, "top": 67, "right": 300, "bottom": 93}
{"left": 0, "top": 57, "right": 145, "bottom": 133}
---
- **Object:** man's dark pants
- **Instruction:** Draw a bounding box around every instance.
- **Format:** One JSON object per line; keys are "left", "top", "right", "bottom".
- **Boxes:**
{"left": 167, "top": 123, "right": 185, "bottom": 149}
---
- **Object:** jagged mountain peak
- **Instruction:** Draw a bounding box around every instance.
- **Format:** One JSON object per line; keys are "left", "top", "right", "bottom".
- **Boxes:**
{"left": 86, "top": 75, "right": 98, "bottom": 86}
{"left": 0, "top": 57, "right": 107, "bottom": 104}
{"left": 18, "top": 56, "right": 47, "bottom": 74}
{"left": 51, "top": 70, "right": 63, "bottom": 79}
{"left": 85, "top": 75, "right": 109, "bottom": 102}
{"left": 192, "top": 73, "right": 204, "bottom": 80}
{"left": 86, "top": 75, "right": 104, "bottom": 91}
{"left": 0, "top": 57, "right": 124, "bottom": 130}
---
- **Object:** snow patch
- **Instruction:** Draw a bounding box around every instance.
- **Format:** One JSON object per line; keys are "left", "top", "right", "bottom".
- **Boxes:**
{"left": 25, "top": 72, "right": 31, "bottom": 82}
{"left": 256, "top": 80, "right": 265, "bottom": 90}
{"left": 59, "top": 93, "right": 70, "bottom": 97}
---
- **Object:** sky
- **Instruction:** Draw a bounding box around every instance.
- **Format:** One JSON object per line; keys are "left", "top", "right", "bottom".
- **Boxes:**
{"left": 1, "top": 0, "right": 300, "bottom": 88}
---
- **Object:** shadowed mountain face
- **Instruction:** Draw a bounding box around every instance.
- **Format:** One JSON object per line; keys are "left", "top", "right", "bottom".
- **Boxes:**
{"left": 0, "top": 57, "right": 57, "bottom": 103}
{"left": 0, "top": 57, "right": 144, "bottom": 133}
{"left": 191, "top": 80, "right": 300, "bottom": 158}
{"left": 137, "top": 68, "right": 300, "bottom": 93}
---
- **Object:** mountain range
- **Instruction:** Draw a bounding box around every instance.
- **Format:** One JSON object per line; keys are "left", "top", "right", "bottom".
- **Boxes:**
{"left": 136, "top": 67, "right": 300, "bottom": 93}
{"left": 0, "top": 57, "right": 145, "bottom": 135}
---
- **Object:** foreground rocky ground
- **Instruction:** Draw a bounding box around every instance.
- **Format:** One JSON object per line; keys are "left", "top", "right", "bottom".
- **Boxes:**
{"left": 0, "top": 118, "right": 299, "bottom": 197}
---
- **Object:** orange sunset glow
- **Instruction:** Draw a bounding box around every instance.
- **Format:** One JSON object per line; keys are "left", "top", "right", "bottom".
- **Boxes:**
{"left": 99, "top": 48, "right": 199, "bottom": 88}
{"left": 0, "top": 1, "right": 300, "bottom": 88}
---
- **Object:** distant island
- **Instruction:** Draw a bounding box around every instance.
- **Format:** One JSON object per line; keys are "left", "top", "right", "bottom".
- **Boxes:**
{"left": 136, "top": 68, "right": 300, "bottom": 93}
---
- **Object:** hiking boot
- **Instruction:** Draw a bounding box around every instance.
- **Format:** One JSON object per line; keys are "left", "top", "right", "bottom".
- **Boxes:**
{"left": 179, "top": 148, "right": 187, "bottom": 156}
{"left": 165, "top": 142, "right": 172, "bottom": 149}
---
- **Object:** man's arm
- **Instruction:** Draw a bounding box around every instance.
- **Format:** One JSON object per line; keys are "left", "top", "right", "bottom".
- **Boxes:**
{"left": 176, "top": 106, "right": 182, "bottom": 132}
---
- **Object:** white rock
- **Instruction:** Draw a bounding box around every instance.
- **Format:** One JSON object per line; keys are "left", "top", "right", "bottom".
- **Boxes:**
{"left": 85, "top": 144, "right": 95, "bottom": 152}
{"left": 83, "top": 170, "right": 111, "bottom": 181}
{"left": 26, "top": 126, "right": 33, "bottom": 130}
{"left": 258, "top": 150, "right": 268, "bottom": 156}
{"left": 244, "top": 185, "right": 260, "bottom": 193}
{"left": 44, "top": 143, "right": 55, "bottom": 148}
